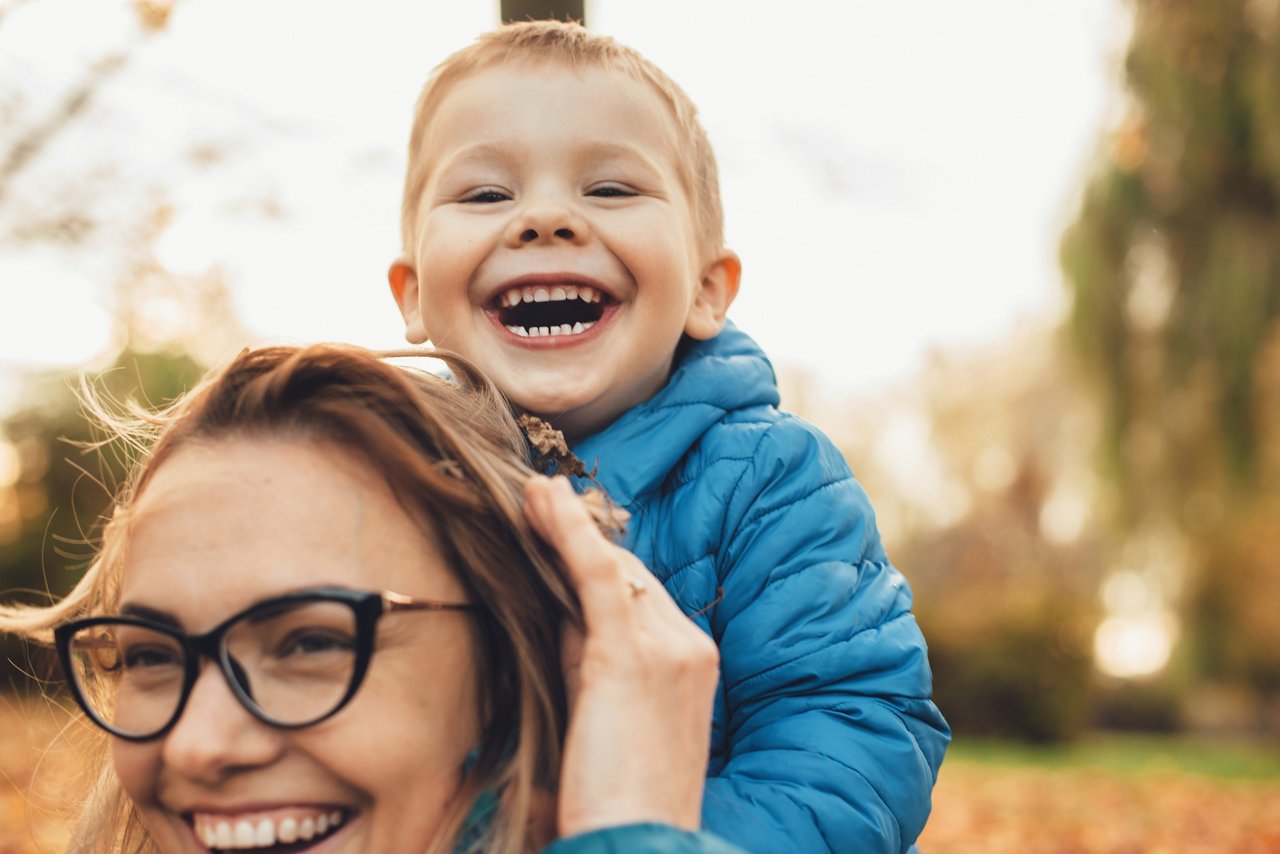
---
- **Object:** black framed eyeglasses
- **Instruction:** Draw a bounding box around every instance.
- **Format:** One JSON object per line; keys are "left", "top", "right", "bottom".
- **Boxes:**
{"left": 54, "top": 587, "right": 478, "bottom": 742}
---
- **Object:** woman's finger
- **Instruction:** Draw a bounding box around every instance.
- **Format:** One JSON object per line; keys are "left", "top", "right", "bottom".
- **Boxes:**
{"left": 524, "top": 478, "right": 720, "bottom": 836}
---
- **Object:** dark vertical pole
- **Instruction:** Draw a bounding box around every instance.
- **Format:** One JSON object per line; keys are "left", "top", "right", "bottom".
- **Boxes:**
{"left": 500, "top": 0, "right": 585, "bottom": 25}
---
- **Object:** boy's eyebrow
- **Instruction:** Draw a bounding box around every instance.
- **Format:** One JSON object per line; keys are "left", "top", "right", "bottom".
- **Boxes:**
{"left": 441, "top": 141, "right": 522, "bottom": 169}
{"left": 577, "top": 140, "right": 668, "bottom": 171}
{"left": 438, "top": 140, "right": 666, "bottom": 174}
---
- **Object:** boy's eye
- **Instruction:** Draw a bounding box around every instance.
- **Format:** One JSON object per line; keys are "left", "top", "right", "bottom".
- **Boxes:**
{"left": 461, "top": 188, "right": 511, "bottom": 204}
{"left": 587, "top": 184, "right": 637, "bottom": 198}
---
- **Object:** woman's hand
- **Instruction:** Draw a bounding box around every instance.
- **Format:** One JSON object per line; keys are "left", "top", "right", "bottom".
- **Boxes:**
{"left": 523, "top": 476, "right": 720, "bottom": 838}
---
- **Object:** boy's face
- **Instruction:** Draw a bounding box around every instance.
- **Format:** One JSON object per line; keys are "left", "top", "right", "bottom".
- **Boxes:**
{"left": 390, "top": 61, "right": 738, "bottom": 442}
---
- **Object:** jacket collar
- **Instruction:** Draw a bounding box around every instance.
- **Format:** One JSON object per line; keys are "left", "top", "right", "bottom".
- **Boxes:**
{"left": 571, "top": 322, "right": 779, "bottom": 506}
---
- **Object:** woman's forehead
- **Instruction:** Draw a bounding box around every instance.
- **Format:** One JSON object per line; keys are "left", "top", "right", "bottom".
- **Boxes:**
{"left": 119, "top": 438, "right": 460, "bottom": 627}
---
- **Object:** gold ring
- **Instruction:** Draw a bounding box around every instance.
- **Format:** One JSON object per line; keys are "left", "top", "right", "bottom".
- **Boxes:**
{"left": 626, "top": 578, "right": 648, "bottom": 597}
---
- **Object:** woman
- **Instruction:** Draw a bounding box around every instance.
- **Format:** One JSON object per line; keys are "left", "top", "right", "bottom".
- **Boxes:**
{"left": 0, "top": 344, "right": 741, "bottom": 853}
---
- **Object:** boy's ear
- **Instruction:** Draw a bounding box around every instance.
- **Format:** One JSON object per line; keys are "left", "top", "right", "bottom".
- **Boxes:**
{"left": 388, "top": 259, "right": 430, "bottom": 344}
{"left": 685, "top": 250, "right": 742, "bottom": 341}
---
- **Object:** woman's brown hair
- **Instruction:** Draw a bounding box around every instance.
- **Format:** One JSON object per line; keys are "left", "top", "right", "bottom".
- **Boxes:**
{"left": 0, "top": 343, "right": 599, "bottom": 853}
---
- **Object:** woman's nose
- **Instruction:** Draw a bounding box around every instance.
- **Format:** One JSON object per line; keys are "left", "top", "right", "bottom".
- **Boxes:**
{"left": 505, "top": 197, "right": 590, "bottom": 247}
{"left": 160, "top": 661, "right": 284, "bottom": 785}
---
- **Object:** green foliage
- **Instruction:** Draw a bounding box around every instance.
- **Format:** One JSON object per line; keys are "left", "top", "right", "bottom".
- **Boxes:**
{"left": 1061, "top": 0, "right": 1280, "bottom": 497}
{"left": 0, "top": 348, "right": 204, "bottom": 690}
{"left": 1060, "top": 0, "right": 1280, "bottom": 716}
{"left": 1091, "top": 677, "right": 1184, "bottom": 732}
{"left": 949, "top": 732, "right": 1280, "bottom": 780}
{"left": 922, "top": 593, "right": 1095, "bottom": 744}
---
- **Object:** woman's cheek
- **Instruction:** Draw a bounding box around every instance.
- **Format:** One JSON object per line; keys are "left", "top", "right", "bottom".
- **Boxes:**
{"left": 112, "top": 739, "right": 163, "bottom": 808}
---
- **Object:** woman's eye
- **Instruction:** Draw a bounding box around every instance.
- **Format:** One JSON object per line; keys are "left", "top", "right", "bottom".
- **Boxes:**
{"left": 278, "top": 629, "right": 355, "bottom": 657}
{"left": 461, "top": 188, "right": 510, "bottom": 204}
{"left": 588, "top": 184, "right": 636, "bottom": 198}
{"left": 122, "top": 645, "right": 181, "bottom": 670}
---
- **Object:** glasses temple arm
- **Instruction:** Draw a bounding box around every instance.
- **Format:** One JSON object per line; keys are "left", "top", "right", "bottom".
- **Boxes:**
{"left": 381, "top": 591, "right": 478, "bottom": 613}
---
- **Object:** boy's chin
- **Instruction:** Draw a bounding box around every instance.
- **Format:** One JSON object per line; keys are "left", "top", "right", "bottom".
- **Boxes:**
{"left": 503, "top": 369, "right": 670, "bottom": 444}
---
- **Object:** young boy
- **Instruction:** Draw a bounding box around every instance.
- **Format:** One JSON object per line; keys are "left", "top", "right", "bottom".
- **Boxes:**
{"left": 387, "top": 22, "right": 949, "bottom": 853}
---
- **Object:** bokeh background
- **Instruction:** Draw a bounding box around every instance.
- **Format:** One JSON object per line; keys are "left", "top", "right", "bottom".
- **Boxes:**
{"left": 2, "top": 0, "right": 1279, "bottom": 850}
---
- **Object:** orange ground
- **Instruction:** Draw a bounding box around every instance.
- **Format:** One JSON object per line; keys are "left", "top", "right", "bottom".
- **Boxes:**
{"left": 919, "top": 760, "right": 1280, "bottom": 853}
{"left": 4, "top": 698, "right": 1279, "bottom": 853}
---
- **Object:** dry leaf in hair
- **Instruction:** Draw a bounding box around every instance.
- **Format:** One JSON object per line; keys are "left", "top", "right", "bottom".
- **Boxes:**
{"left": 518, "top": 414, "right": 591, "bottom": 478}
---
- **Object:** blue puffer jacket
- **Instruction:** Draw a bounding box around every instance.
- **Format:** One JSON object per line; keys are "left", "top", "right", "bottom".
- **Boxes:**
{"left": 571, "top": 324, "right": 950, "bottom": 853}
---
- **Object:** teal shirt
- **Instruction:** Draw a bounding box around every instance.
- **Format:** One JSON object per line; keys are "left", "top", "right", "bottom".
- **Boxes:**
{"left": 545, "top": 824, "right": 749, "bottom": 853}
{"left": 452, "top": 788, "right": 745, "bottom": 853}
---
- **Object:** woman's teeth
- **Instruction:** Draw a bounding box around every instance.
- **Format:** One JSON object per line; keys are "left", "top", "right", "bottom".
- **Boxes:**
{"left": 195, "top": 809, "right": 345, "bottom": 849}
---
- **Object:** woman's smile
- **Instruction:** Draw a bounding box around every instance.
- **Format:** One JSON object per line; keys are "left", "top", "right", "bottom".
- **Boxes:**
{"left": 188, "top": 806, "right": 348, "bottom": 850}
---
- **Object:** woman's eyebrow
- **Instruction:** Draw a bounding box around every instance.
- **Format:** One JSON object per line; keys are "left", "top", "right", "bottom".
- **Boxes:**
{"left": 118, "top": 602, "right": 182, "bottom": 628}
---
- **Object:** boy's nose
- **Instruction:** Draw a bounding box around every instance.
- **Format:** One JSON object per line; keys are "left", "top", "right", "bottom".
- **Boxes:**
{"left": 520, "top": 225, "right": 576, "bottom": 243}
{"left": 506, "top": 202, "right": 589, "bottom": 247}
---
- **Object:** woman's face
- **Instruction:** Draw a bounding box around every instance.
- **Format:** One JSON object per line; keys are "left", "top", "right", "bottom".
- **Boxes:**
{"left": 111, "top": 438, "right": 481, "bottom": 852}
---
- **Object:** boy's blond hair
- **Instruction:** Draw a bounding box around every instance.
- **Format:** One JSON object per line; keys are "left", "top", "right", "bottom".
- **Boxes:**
{"left": 399, "top": 20, "right": 725, "bottom": 264}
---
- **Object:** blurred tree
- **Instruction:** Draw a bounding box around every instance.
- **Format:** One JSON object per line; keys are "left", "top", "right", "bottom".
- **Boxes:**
{"left": 1062, "top": 0, "right": 1280, "bottom": 502}
{"left": 821, "top": 328, "right": 1105, "bottom": 742}
{"left": 501, "top": 0, "right": 585, "bottom": 24}
{"left": 1, "top": 208, "right": 240, "bottom": 692}
{"left": 0, "top": 0, "right": 178, "bottom": 208}
{"left": 1060, "top": 0, "right": 1280, "bottom": 724}
{"left": 0, "top": 346, "right": 204, "bottom": 691}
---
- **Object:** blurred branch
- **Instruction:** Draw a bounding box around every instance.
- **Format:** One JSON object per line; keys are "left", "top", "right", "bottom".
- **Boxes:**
{"left": 0, "top": 0, "right": 38, "bottom": 29}
{"left": 0, "top": 52, "right": 129, "bottom": 204}
{"left": 0, "top": 0, "right": 177, "bottom": 204}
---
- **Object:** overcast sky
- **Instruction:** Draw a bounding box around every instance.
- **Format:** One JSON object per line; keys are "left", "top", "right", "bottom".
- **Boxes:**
{"left": 0, "top": 0, "right": 1125, "bottom": 409}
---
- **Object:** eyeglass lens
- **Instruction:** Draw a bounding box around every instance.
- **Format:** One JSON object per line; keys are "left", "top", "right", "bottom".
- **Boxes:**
{"left": 64, "top": 600, "right": 360, "bottom": 738}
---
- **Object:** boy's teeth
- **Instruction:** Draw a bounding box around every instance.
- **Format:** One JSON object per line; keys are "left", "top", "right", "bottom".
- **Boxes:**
{"left": 502, "top": 284, "right": 601, "bottom": 306}
{"left": 506, "top": 320, "right": 596, "bottom": 338}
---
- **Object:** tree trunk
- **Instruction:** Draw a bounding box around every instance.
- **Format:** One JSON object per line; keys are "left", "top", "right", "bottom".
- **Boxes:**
{"left": 500, "top": 0, "right": 585, "bottom": 24}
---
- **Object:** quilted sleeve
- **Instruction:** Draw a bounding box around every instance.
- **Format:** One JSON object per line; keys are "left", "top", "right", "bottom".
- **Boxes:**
{"left": 701, "top": 418, "right": 949, "bottom": 853}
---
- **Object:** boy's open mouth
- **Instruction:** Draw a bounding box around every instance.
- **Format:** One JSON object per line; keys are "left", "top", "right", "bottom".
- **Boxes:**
{"left": 491, "top": 283, "right": 611, "bottom": 338}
